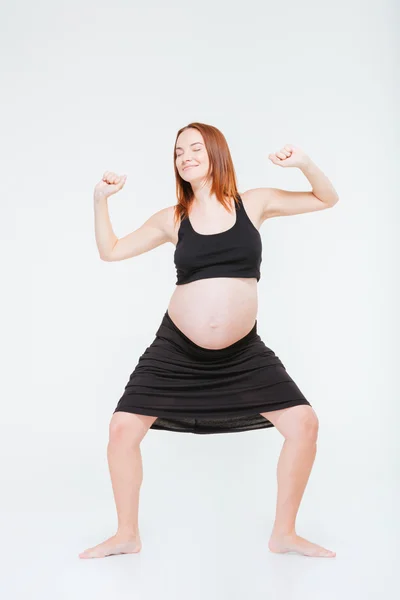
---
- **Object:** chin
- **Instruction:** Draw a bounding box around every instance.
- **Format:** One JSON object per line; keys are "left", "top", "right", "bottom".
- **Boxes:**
{"left": 183, "top": 171, "right": 205, "bottom": 182}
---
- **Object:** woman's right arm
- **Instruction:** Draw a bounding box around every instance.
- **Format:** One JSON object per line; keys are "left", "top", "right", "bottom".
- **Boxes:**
{"left": 93, "top": 171, "right": 173, "bottom": 261}
{"left": 94, "top": 194, "right": 172, "bottom": 262}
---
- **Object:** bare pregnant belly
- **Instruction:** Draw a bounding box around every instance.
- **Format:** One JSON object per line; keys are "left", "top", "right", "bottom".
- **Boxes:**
{"left": 167, "top": 278, "right": 258, "bottom": 349}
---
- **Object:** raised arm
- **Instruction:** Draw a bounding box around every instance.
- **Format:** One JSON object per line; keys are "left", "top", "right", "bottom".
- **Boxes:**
{"left": 93, "top": 171, "right": 172, "bottom": 262}
{"left": 100, "top": 204, "right": 171, "bottom": 262}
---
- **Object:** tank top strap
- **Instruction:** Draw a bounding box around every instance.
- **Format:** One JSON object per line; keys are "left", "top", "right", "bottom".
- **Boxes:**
{"left": 235, "top": 193, "right": 246, "bottom": 221}
{"left": 235, "top": 193, "right": 256, "bottom": 230}
{"left": 177, "top": 211, "right": 190, "bottom": 234}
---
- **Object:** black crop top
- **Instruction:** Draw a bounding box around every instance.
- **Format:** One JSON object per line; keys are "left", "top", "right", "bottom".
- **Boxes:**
{"left": 174, "top": 194, "right": 262, "bottom": 285}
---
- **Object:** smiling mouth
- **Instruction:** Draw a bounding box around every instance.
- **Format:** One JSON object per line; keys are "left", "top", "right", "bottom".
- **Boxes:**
{"left": 183, "top": 166, "right": 198, "bottom": 171}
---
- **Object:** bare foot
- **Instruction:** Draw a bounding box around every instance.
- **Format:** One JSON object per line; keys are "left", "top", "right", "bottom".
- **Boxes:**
{"left": 268, "top": 532, "right": 336, "bottom": 558}
{"left": 79, "top": 533, "right": 142, "bottom": 559}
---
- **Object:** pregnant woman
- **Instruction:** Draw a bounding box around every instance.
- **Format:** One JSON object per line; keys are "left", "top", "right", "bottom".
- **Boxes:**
{"left": 79, "top": 122, "right": 339, "bottom": 559}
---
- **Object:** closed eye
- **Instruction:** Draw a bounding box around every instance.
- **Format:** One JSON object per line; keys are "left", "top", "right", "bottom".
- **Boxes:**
{"left": 176, "top": 148, "right": 202, "bottom": 157}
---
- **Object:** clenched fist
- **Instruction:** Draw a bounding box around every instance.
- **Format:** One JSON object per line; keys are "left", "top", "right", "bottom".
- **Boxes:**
{"left": 94, "top": 171, "right": 128, "bottom": 199}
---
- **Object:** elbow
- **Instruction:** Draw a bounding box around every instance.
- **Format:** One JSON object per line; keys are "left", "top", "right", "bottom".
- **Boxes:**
{"left": 325, "top": 194, "right": 339, "bottom": 208}
{"left": 99, "top": 238, "right": 119, "bottom": 261}
{"left": 331, "top": 195, "right": 340, "bottom": 207}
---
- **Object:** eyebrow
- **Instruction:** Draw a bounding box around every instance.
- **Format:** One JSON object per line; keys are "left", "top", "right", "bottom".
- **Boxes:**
{"left": 175, "top": 142, "right": 204, "bottom": 151}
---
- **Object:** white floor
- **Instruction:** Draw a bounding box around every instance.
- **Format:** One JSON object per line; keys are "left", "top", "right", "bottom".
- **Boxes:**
{"left": 1, "top": 427, "right": 397, "bottom": 600}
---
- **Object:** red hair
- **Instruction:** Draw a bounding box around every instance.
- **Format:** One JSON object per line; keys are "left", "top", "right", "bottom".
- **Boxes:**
{"left": 173, "top": 122, "right": 240, "bottom": 226}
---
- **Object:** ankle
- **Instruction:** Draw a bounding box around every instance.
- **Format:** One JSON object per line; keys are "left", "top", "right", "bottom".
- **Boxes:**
{"left": 116, "top": 527, "right": 140, "bottom": 538}
{"left": 271, "top": 525, "right": 296, "bottom": 537}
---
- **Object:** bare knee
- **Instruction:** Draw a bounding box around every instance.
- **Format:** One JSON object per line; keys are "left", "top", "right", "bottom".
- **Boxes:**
{"left": 267, "top": 405, "right": 319, "bottom": 442}
{"left": 108, "top": 411, "right": 158, "bottom": 446}
{"left": 288, "top": 406, "right": 319, "bottom": 443}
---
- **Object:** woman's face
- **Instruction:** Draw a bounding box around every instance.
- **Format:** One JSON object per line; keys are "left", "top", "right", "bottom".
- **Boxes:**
{"left": 175, "top": 129, "right": 210, "bottom": 183}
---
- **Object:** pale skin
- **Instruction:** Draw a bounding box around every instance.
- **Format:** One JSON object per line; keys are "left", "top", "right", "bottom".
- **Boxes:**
{"left": 80, "top": 128, "right": 339, "bottom": 559}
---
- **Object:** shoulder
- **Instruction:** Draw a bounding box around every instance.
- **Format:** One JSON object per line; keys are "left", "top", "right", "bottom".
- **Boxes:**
{"left": 240, "top": 187, "right": 272, "bottom": 210}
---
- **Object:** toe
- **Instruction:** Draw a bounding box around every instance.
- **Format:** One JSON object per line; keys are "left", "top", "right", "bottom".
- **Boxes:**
{"left": 79, "top": 548, "right": 98, "bottom": 559}
{"left": 319, "top": 548, "right": 336, "bottom": 557}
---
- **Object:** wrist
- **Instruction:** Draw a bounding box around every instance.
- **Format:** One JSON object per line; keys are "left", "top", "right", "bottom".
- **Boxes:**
{"left": 299, "top": 157, "right": 314, "bottom": 172}
{"left": 94, "top": 192, "right": 108, "bottom": 203}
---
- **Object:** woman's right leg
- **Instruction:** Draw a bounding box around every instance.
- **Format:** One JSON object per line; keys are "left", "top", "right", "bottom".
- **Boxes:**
{"left": 79, "top": 411, "right": 158, "bottom": 559}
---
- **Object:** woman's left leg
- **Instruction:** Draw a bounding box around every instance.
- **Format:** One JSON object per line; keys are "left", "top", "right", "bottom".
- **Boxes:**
{"left": 260, "top": 404, "right": 336, "bottom": 558}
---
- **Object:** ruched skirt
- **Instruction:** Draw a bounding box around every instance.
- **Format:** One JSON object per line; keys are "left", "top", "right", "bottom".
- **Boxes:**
{"left": 113, "top": 310, "right": 311, "bottom": 434}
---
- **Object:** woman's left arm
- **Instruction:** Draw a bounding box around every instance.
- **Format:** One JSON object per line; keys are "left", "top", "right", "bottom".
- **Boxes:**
{"left": 246, "top": 145, "right": 339, "bottom": 219}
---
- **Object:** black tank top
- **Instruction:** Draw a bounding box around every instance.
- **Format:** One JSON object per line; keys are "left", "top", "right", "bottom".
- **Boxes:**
{"left": 174, "top": 194, "right": 262, "bottom": 285}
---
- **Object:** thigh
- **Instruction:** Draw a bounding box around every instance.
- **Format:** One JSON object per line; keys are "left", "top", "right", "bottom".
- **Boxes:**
{"left": 109, "top": 411, "right": 158, "bottom": 444}
{"left": 260, "top": 405, "right": 319, "bottom": 439}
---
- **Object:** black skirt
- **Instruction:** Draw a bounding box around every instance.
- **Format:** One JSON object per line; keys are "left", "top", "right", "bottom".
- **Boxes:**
{"left": 113, "top": 310, "right": 311, "bottom": 435}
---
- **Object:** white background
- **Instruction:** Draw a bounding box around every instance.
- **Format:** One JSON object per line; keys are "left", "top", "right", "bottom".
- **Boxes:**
{"left": 1, "top": 0, "right": 398, "bottom": 598}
